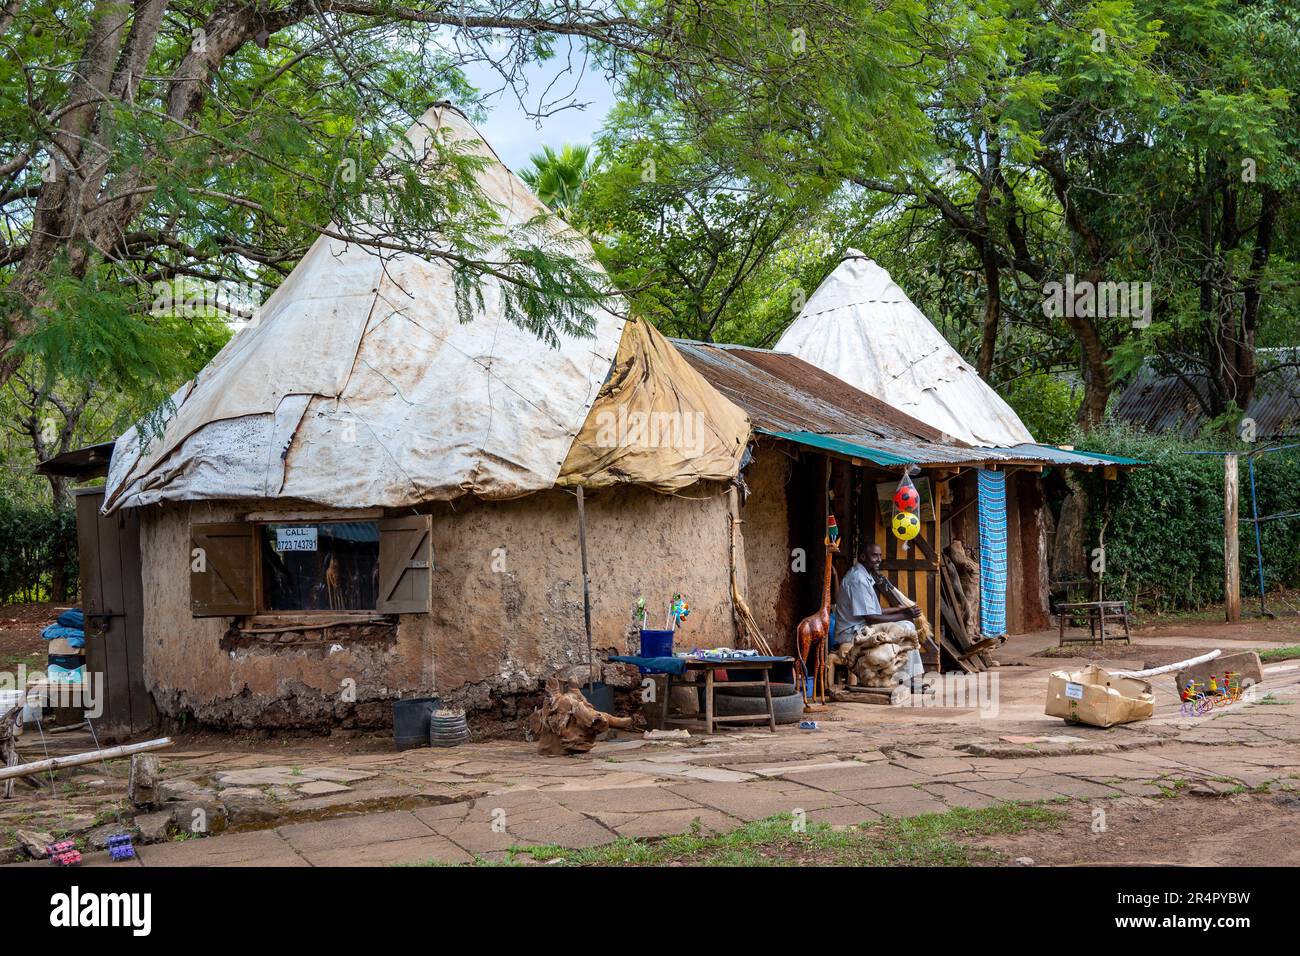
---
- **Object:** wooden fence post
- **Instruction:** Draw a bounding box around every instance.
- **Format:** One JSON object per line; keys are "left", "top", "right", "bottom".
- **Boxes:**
{"left": 1225, "top": 453, "right": 1240, "bottom": 623}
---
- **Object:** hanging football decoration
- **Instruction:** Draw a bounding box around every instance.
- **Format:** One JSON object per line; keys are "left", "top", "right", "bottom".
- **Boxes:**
{"left": 891, "top": 472, "right": 922, "bottom": 542}
{"left": 893, "top": 474, "right": 920, "bottom": 513}
{"left": 892, "top": 510, "right": 921, "bottom": 541}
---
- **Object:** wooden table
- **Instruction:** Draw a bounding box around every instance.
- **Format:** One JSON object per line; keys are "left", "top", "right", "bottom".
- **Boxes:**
{"left": 1056, "top": 601, "right": 1132, "bottom": 646}
{"left": 661, "top": 657, "right": 794, "bottom": 734}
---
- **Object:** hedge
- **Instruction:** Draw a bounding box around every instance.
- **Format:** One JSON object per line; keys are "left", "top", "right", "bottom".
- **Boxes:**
{"left": 0, "top": 496, "right": 79, "bottom": 604}
{"left": 1074, "top": 425, "right": 1300, "bottom": 611}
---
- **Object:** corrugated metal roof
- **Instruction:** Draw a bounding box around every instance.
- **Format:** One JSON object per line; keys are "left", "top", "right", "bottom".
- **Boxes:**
{"left": 989, "top": 444, "right": 1145, "bottom": 467}
{"left": 673, "top": 340, "right": 955, "bottom": 442}
{"left": 675, "top": 339, "right": 1140, "bottom": 470}
{"left": 1114, "top": 357, "right": 1300, "bottom": 439}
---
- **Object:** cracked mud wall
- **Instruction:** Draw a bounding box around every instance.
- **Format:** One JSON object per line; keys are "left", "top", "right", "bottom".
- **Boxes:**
{"left": 139, "top": 484, "right": 737, "bottom": 729}
{"left": 739, "top": 446, "right": 794, "bottom": 650}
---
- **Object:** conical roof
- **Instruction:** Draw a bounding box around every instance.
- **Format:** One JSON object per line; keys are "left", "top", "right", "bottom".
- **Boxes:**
{"left": 105, "top": 106, "right": 746, "bottom": 511}
{"left": 775, "top": 251, "right": 1033, "bottom": 447}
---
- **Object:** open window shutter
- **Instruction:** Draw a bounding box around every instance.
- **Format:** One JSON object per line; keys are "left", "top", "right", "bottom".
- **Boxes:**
{"left": 190, "top": 522, "right": 256, "bottom": 616}
{"left": 377, "top": 516, "right": 433, "bottom": 613}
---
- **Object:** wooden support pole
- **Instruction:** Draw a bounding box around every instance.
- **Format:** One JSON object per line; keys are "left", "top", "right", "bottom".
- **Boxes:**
{"left": 576, "top": 486, "right": 595, "bottom": 691}
{"left": 1224, "top": 454, "right": 1240, "bottom": 623}
{"left": 0, "top": 737, "right": 173, "bottom": 782}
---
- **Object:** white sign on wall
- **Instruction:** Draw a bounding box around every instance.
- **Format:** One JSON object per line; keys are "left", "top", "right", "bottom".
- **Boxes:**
{"left": 276, "top": 526, "right": 318, "bottom": 552}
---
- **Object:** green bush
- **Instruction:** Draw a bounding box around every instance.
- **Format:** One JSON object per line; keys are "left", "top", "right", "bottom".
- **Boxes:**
{"left": 0, "top": 497, "right": 79, "bottom": 603}
{"left": 1072, "top": 424, "right": 1300, "bottom": 611}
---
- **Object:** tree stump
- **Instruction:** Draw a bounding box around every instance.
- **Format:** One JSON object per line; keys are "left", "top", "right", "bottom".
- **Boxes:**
{"left": 128, "top": 753, "right": 161, "bottom": 807}
{"left": 528, "top": 678, "right": 634, "bottom": 756}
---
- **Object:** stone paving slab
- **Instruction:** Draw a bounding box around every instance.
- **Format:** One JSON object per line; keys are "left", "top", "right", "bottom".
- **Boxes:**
{"left": 139, "top": 830, "right": 306, "bottom": 867}
{"left": 921, "top": 783, "right": 1009, "bottom": 810}
{"left": 592, "top": 807, "right": 739, "bottom": 839}
{"left": 781, "top": 762, "right": 927, "bottom": 792}
{"left": 665, "top": 779, "right": 854, "bottom": 822}
{"left": 549, "top": 785, "right": 705, "bottom": 815}
{"left": 301, "top": 834, "right": 473, "bottom": 866}
{"left": 278, "top": 810, "right": 433, "bottom": 854}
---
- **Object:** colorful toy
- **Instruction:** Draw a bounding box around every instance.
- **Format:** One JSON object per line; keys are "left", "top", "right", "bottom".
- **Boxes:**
{"left": 106, "top": 834, "right": 136, "bottom": 861}
{"left": 827, "top": 514, "right": 840, "bottom": 545}
{"left": 891, "top": 511, "right": 920, "bottom": 541}
{"left": 47, "top": 840, "right": 82, "bottom": 866}
{"left": 667, "top": 594, "right": 691, "bottom": 630}
{"left": 893, "top": 484, "right": 920, "bottom": 513}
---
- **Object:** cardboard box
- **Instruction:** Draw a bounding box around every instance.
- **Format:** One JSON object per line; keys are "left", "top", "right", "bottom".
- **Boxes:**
{"left": 1045, "top": 664, "right": 1154, "bottom": 728}
{"left": 46, "top": 638, "right": 85, "bottom": 657}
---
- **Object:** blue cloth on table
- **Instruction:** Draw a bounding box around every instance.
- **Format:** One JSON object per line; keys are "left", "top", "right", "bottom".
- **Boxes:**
{"left": 609, "top": 655, "right": 686, "bottom": 675}
{"left": 42, "top": 623, "right": 85, "bottom": 648}
{"left": 56, "top": 608, "right": 84, "bottom": 630}
{"left": 609, "top": 654, "right": 790, "bottom": 676}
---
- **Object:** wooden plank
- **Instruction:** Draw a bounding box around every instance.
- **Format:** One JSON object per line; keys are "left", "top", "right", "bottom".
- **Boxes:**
{"left": 1224, "top": 454, "right": 1240, "bottom": 623}
{"left": 116, "top": 507, "right": 155, "bottom": 733}
{"left": 376, "top": 515, "right": 433, "bottom": 613}
{"left": 190, "top": 522, "right": 256, "bottom": 616}
{"left": 97, "top": 508, "right": 132, "bottom": 732}
{"left": 74, "top": 493, "right": 107, "bottom": 714}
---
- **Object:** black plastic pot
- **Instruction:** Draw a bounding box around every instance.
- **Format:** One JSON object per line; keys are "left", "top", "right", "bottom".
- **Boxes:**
{"left": 393, "top": 697, "right": 440, "bottom": 750}
{"left": 582, "top": 682, "right": 615, "bottom": 714}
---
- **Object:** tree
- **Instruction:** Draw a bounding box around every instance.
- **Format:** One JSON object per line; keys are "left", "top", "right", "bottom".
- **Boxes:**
{"left": 519, "top": 143, "right": 594, "bottom": 218}
{"left": 0, "top": 0, "right": 873, "bottom": 396}
{"left": 845, "top": 0, "right": 1297, "bottom": 431}
{"left": 574, "top": 132, "right": 836, "bottom": 344}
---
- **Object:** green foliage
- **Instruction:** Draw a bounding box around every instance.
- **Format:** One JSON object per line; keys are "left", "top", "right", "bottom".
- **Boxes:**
{"left": 1074, "top": 423, "right": 1300, "bottom": 610}
{"left": 0, "top": 496, "right": 77, "bottom": 603}
{"left": 519, "top": 144, "right": 595, "bottom": 217}
{"left": 1002, "top": 374, "right": 1081, "bottom": 444}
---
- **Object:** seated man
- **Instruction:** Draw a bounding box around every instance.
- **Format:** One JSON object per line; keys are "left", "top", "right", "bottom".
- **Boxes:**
{"left": 833, "top": 543, "right": 924, "bottom": 688}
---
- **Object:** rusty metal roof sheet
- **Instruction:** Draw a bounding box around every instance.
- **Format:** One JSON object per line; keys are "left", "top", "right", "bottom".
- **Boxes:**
{"left": 674, "top": 340, "right": 1139, "bottom": 469}
{"left": 1114, "top": 356, "right": 1300, "bottom": 439}
{"left": 672, "top": 340, "right": 954, "bottom": 442}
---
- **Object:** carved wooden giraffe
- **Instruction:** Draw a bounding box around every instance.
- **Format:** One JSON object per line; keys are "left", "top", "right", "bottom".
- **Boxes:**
{"left": 796, "top": 524, "right": 839, "bottom": 705}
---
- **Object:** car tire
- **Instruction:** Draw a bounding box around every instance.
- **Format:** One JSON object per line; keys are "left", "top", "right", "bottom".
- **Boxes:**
{"left": 711, "top": 681, "right": 800, "bottom": 699}
{"left": 711, "top": 690, "right": 805, "bottom": 724}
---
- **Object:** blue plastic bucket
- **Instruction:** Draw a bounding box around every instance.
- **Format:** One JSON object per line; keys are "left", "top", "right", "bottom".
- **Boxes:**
{"left": 639, "top": 629, "right": 675, "bottom": 658}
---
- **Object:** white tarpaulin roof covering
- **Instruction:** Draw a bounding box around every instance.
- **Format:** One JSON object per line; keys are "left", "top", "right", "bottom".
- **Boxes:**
{"left": 105, "top": 105, "right": 630, "bottom": 512}
{"left": 775, "top": 251, "right": 1034, "bottom": 447}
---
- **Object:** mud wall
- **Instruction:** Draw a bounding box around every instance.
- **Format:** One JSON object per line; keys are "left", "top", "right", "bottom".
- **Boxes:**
{"left": 138, "top": 484, "right": 736, "bottom": 729}
{"left": 739, "top": 446, "right": 795, "bottom": 651}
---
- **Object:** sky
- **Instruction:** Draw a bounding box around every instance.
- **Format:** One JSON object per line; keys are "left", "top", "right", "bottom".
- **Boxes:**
{"left": 458, "top": 52, "right": 617, "bottom": 174}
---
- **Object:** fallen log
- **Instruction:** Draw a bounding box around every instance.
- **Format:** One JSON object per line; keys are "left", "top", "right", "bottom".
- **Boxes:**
{"left": 0, "top": 737, "right": 173, "bottom": 782}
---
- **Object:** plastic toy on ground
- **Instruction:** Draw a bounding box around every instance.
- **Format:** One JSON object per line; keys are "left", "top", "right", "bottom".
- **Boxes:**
{"left": 47, "top": 839, "right": 82, "bottom": 866}
{"left": 106, "top": 833, "right": 136, "bottom": 861}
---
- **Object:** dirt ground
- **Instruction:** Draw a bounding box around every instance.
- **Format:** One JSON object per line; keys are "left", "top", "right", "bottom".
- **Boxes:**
{"left": 0, "top": 602, "right": 64, "bottom": 670}
{"left": 972, "top": 791, "right": 1300, "bottom": 867}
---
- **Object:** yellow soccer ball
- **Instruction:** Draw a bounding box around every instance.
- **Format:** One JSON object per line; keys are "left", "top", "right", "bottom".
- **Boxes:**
{"left": 892, "top": 511, "right": 920, "bottom": 541}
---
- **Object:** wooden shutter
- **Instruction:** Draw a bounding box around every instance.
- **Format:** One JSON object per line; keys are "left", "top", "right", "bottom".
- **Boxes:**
{"left": 377, "top": 515, "right": 433, "bottom": 613}
{"left": 190, "top": 522, "right": 256, "bottom": 616}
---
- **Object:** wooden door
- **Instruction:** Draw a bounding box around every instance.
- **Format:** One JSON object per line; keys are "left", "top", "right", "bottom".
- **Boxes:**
{"left": 75, "top": 489, "right": 156, "bottom": 737}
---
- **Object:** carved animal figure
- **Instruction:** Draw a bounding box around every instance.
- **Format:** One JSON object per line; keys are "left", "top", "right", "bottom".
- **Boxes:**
{"left": 796, "top": 530, "right": 839, "bottom": 704}
{"left": 324, "top": 553, "right": 344, "bottom": 610}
